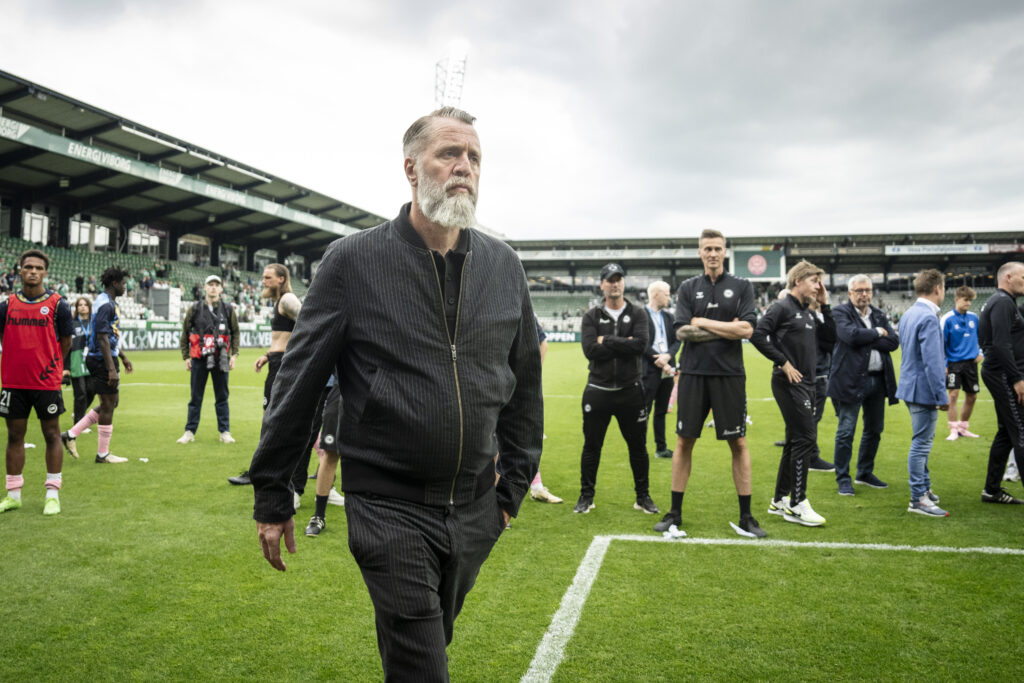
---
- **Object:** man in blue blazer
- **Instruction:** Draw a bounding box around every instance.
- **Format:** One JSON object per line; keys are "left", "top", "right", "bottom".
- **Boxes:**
{"left": 643, "top": 281, "right": 680, "bottom": 459}
{"left": 826, "top": 275, "right": 899, "bottom": 496}
{"left": 896, "top": 269, "right": 950, "bottom": 516}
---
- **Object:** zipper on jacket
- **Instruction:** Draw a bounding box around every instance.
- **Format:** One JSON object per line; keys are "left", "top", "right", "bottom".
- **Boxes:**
{"left": 428, "top": 254, "right": 465, "bottom": 504}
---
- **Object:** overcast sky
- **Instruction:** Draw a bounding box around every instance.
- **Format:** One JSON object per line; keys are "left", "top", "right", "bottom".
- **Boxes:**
{"left": 3, "top": 0, "right": 1024, "bottom": 241}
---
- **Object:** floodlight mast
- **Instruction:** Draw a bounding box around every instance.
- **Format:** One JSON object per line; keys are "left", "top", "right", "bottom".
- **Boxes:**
{"left": 434, "top": 41, "right": 469, "bottom": 108}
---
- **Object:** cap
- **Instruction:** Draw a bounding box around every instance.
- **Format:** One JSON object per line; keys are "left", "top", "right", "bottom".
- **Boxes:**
{"left": 600, "top": 263, "right": 625, "bottom": 281}
{"left": 205, "top": 275, "right": 223, "bottom": 285}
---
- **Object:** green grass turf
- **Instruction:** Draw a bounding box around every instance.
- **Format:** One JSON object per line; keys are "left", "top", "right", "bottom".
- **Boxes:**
{"left": 1, "top": 344, "right": 1022, "bottom": 680}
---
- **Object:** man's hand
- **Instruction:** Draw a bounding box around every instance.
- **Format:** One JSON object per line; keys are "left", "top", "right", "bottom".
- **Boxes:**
{"left": 106, "top": 368, "right": 119, "bottom": 387}
{"left": 123, "top": 358, "right": 133, "bottom": 373}
{"left": 184, "top": 359, "right": 192, "bottom": 371}
{"left": 255, "top": 355, "right": 269, "bottom": 372}
{"left": 781, "top": 361, "right": 803, "bottom": 384}
{"left": 258, "top": 519, "right": 296, "bottom": 572}
{"left": 229, "top": 356, "right": 237, "bottom": 371}
{"left": 596, "top": 336, "right": 604, "bottom": 344}
{"left": 815, "top": 285, "right": 830, "bottom": 306}
{"left": 1014, "top": 379, "right": 1024, "bottom": 405}
{"left": 501, "top": 509, "right": 511, "bottom": 528}
{"left": 937, "top": 404, "right": 950, "bottom": 411}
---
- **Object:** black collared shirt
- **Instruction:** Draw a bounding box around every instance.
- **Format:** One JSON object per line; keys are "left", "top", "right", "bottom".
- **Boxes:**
{"left": 394, "top": 203, "right": 470, "bottom": 341}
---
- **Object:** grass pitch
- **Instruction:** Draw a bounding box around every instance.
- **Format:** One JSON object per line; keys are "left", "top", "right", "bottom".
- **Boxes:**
{"left": 1, "top": 344, "right": 1021, "bottom": 681}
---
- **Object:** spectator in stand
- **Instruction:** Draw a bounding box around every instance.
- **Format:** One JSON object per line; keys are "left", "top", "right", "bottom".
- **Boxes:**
{"left": 75, "top": 274, "right": 84, "bottom": 292}
{"left": 87, "top": 275, "right": 98, "bottom": 295}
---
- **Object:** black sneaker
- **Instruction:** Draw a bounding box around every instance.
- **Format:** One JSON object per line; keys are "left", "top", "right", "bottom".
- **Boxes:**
{"left": 731, "top": 514, "right": 767, "bottom": 538}
{"left": 654, "top": 448, "right": 673, "bottom": 459}
{"left": 305, "top": 515, "right": 325, "bottom": 536}
{"left": 60, "top": 431, "right": 79, "bottom": 459}
{"left": 228, "top": 471, "right": 252, "bottom": 486}
{"left": 653, "top": 511, "right": 681, "bottom": 532}
{"left": 809, "top": 456, "right": 835, "bottom": 472}
{"left": 573, "top": 495, "right": 595, "bottom": 514}
{"left": 855, "top": 473, "right": 888, "bottom": 489}
{"left": 773, "top": 440, "right": 786, "bottom": 447}
{"left": 981, "top": 488, "right": 1024, "bottom": 504}
{"left": 634, "top": 495, "right": 660, "bottom": 514}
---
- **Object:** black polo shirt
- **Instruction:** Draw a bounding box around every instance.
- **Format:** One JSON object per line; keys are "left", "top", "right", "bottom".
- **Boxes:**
{"left": 395, "top": 203, "right": 469, "bottom": 341}
{"left": 674, "top": 271, "right": 756, "bottom": 377}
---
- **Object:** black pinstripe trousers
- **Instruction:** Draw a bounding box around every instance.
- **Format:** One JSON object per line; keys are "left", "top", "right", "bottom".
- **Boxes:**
{"left": 345, "top": 487, "right": 505, "bottom": 682}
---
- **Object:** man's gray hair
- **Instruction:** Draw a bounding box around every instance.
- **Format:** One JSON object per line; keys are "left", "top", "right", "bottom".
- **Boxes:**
{"left": 403, "top": 107, "right": 477, "bottom": 159}
{"left": 997, "top": 261, "right": 1024, "bottom": 283}
{"left": 847, "top": 274, "right": 872, "bottom": 291}
{"left": 647, "top": 280, "right": 670, "bottom": 300}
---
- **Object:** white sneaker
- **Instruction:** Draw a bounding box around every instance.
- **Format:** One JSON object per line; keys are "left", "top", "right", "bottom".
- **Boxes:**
{"left": 294, "top": 492, "right": 301, "bottom": 510}
{"left": 176, "top": 430, "right": 195, "bottom": 444}
{"left": 767, "top": 495, "right": 790, "bottom": 517}
{"left": 219, "top": 431, "right": 236, "bottom": 444}
{"left": 327, "top": 487, "right": 345, "bottom": 506}
{"left": 530, "top": 485, "right": 563, "bottom": 504}
{"left": 784, "top": 498, "right": 826, "bottom": 526}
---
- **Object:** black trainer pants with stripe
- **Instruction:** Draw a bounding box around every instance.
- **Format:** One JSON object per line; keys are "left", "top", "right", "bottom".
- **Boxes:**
{"left": 345, "top": 488, "right": 505, "bottom": 682}
{"left": 982, "top": 371, "right": 1024, "bottom": 494}
{"left": 579, "top": 382, "right": 650, "bottom": 499}
{"left": 772, "top": 374, "right": 817, "bottom": 505}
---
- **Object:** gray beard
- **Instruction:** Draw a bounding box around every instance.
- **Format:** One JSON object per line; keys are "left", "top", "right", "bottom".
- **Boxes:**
{"left": 416, "top": 166, "right": 477, "bottom": 230}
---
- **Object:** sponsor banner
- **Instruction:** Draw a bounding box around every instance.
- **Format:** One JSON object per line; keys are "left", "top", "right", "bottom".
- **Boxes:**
{"left": 731, "top": 247, "right": 785, "bottom": 282}
{"left": 542, "top": 331, "right": 581, "bottom": 343}
{"left": 989, "top": 243, "right": 1024, "bottom": 254}
{"left": 789, "top": 246, "right": 835, "bottom": 256}
{"left": 0, "top": 115, "right": 362, "bottom": 237}
{"left": 116, "top": 321, "right": 271, "bottom": 350}
{"left": 836, "top": 246, "right": 884, "bottom": 255}
{"left": 884, "top": 244, "right": 987, "bottom": 256}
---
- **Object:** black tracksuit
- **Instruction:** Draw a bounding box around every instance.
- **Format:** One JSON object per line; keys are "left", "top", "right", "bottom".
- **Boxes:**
{"left": 978, "top": 289, "right": 1024, "bottom": 493}
{"left": 579, "top": 299, "right": 651, "bottom": 499}
{"left": 752, "top": 294, "right": 835, "bottom": 504}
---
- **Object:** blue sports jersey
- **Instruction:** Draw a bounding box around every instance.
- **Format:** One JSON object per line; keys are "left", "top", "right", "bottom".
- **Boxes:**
{"left": 88, "top": 291, "right": 121, "bottom": 358}
{"left": 940, "top": 308, "right": 980, "bottom": 363}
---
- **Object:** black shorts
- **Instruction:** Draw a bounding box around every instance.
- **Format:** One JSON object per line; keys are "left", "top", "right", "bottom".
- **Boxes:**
{"left": 676, "top": 374, "right": 747, "bottom": 440}
{"left": 0, "top": 387, "right": 65, "bottom": 420}
{"left": 86, "top": 356, "right": 120, "bottom": 396}
{"left": 319, "top": 384, "right": 343, "bottom": 453}
{"left": 262, "top": 351, "right": 284, "bottom": 410}
{"left": 946, "top": 360, "right": 980, "bottom": 394}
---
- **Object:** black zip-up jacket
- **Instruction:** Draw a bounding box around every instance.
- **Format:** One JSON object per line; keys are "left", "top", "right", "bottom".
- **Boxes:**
{"left": 581, "top": 299, "right": 649, "bottom": 388}
{"left": 751, "top": 294, "right": 836, "bottom": 379}
{"left": 979, "top": 288, "right": 1024, "bottom": 384}
{"left": 249, "top": 204, "right": 543, "bottom": 523}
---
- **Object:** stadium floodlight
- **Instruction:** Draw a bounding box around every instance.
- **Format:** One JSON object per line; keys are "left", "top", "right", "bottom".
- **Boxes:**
{"left": 435, "top": 39, "right": 469, "bottom": 108}
{"left": 226, "top": 163, "right": 272, "bottom": 184}
{"left": 120, "top": 125, "right": 187, "bottom": 153}
{"left": 188, "top": 149, "right": 225, "bottom": 166}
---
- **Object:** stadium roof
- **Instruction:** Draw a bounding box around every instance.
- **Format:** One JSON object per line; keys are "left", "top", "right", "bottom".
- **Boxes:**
{"left": 0, "top": 69, "right": 387, "bottom": 256}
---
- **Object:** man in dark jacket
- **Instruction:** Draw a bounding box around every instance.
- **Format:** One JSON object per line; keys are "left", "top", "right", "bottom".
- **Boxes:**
{"left": 574, "top": 263, "right": 659, "bottom": 515}
{"left": 249, "top": 107, "right": 543, "bottom": 681}
{"left": 978, "top": 261, "right": 1024, "bottom": 504}
{"left": 827, "top": 274, "right": 899, "bottom": 496}
{"left": 643, "top": 280, "right": 679, "bottom": 459}
{"left": 176, "top": 274, "right": 239, "bottom": 444}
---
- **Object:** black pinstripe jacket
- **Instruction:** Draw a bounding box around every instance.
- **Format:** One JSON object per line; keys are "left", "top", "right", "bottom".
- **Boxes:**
{"left": 250, "top": 204, "right": 543, "bottom": 523}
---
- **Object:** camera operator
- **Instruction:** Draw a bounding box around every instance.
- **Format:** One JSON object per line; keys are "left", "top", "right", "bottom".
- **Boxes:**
{"left": 177, "top": 275, "right": 240, "bottom": 444}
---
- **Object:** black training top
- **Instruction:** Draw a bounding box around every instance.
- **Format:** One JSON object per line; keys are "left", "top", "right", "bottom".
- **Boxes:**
{"left": 270, "top": 299, "right": 296, "bottom": 333}
{"left": 751, "top": 294, "right": 836, "bottom": 379}
{"left": 674, "top": 272, "right": 756, "bottom": 377}
{"left": 979, "top": 288, "right": 1024, "bottom": 383}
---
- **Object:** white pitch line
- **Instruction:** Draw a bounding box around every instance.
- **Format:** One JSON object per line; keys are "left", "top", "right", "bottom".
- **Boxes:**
{"left": 521, "top": 533, "right": 1024, "bottom": 682}
{"left": 520, "top": 536, "right": 612, "bottom": 683}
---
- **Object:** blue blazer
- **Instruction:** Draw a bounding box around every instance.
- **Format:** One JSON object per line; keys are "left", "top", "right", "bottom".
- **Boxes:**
{"left": 895, "top": 300, "right": 948, "bottom": 406}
